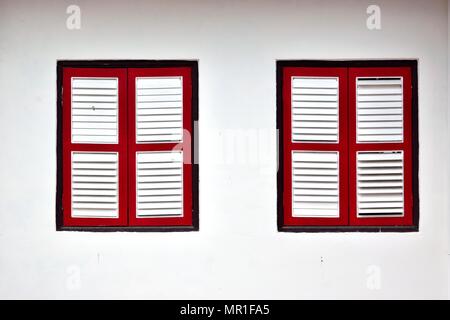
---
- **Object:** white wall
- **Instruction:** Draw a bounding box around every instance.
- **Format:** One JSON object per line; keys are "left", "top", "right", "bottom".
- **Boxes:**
{"left": 0, "top": 0, "right": 448, "bottom": 299}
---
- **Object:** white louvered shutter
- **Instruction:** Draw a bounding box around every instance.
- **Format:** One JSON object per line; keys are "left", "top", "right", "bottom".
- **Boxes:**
{"left": 356, "top": 77, "right": 403, "bottom": 142}
{"left": 136, "top": 77, "right": 183, "bottom": 143}
{"left": 71, "top": 152, "right": 119, "bottom": 218}
{"left": 71, "top": 78, "right": 119, "bottom": 144}
{"left": 357, "top": 151, "right": 404, "bottom": 216}
{"left": 292, "top": 151, "right": 339, "bottom": 217}
{"left": 136, "top": 151, "right": 183, "bottom": 217}
{"left": 291, "top": 77, "right": 339, "bottom": 142}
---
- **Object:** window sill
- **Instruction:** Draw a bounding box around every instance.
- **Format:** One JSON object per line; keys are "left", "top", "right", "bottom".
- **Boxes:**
{"left": 278, "top": 225, "right": 419, "bottom": 233}
{"left": 56, "top": 225, "right": 199, "bottom": 232}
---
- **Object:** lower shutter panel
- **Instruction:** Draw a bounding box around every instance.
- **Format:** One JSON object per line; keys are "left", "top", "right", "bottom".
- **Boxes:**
{"left": 357, "top": 151, "right": 404, "bottom": 216}
{"left": 136, "top": 151, "right": 183, "bottom": 217}
{"left": 71, "top": 152, "right": 119, "bottom": 218}
{"left": 292, "top": 151, "right": 339, "bottom": 217}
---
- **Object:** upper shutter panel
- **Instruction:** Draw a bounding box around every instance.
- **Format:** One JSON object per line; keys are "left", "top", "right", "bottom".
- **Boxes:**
{"left": 71, "top": 78, "right": 118, "bottom": 144}
{"left": 136, "top": 77, "right": 183, "bottom": 143}
{"left": 71, "top": 152, "right": 119, "bottom": 218}
{"left": 292, "top": 151, "right": 339, "bottom": 217}
{"left": 136, "top": 151, "right": 183, "bottom": 217}
{"left": 357, "top": 77, "right": 403, "bottom": 142}
{"left": 357, "top": 151, "right": 404, "bottom": 216}
{"left": 291, "top": 77, "right": 339, "bottom": 142}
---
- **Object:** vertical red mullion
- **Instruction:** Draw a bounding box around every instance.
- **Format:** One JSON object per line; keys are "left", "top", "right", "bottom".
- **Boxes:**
{"left": 181, "top": 71, "right": 193, "bottom": 225}
{"left": 283, "top": 69, "right": 294, "bottom": 225}
{"left": 339, "top": 69, "right": 349, "bottom": 226}
{"left": 62, "top": 68, "right": 127, "bottom": 227}
{"left": 62, "top": 70, "right": 72, "bottom": 226}
{"left": 348, "top": 69, "right": 358, "bottom": 226}
{"left": 127, "top": 69, "right": 137, "bottom": 226}
{"left": 117, "top": 68, "right": 128, "bottom": 227}
{"left": 124, "top": 68, "right": 130, "bottom": 227}
{"left": 402, "top": 69, "right": 413, "bottom": 225}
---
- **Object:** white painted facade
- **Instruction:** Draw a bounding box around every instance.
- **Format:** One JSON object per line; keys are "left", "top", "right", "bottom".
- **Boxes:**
{"left": 0, "top": 0, "right": 448, "bottom": 299}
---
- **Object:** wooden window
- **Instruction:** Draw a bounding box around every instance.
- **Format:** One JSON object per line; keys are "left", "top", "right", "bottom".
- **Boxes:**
{"left": 277, "top": 61, "right": 418, "bottom": 231}
{"left": 57, "top": 61, "right": 198, "bottom": 231}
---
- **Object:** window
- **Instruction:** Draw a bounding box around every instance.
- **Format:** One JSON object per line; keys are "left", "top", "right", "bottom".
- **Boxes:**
{"left": 56, "top": 61, "right": 198, "bottom": 231}
{"left": 277, "top": 61, "right": 418, "bottom": 231}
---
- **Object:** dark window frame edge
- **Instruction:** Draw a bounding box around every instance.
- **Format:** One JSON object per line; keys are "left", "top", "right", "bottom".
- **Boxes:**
{"left": 57, "top": 226, "right": 198, "bottom": 233}
{"left": 278, "top": 225, "right": 419, "bottom": 233}
{"left": 56, "top": 60, "right": 199, "bottom": 232}
{"left": 276, "top": 59, "right": 419, "bottom": 233}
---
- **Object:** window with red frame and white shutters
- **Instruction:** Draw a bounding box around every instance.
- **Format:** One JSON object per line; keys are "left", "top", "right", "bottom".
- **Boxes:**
{"left": 60, "top": 65, "right": 196, "bottom": 229}
{"left": 280, "top": 64, "right": 415, "bottom": 229}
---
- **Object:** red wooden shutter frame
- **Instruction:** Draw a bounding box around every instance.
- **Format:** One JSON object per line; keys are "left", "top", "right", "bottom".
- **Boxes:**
{"left": 62, "top": 68, "right": 128, "bottom": 227}
{"left": 282, "top": 67, "right": 349, "bottom": 226}
{"left": 127, "top": 67, "right": 193, "bottom": 227}
{"left": 348, "top": 67, "right": 413, "bottom": 226}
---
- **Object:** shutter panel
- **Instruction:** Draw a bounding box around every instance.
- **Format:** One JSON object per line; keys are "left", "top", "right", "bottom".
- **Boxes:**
{"left": 136, "top": 151, "right": 183, "bottom": 217}
{"left": 356, "top": 77, "right": 403, "bottom": 142}
{"left": 357, "top": 151, "right": 404, "bottom": 216}
{"left": 128, "top": 67, "right": 194, "bottom": 227}
{"left": 292, "top": 151, "right": 339, "bottom": 217}
{"left": 63, "top": 68, "right": 127, "bottom": 227}
{"left": 71, "top": 152, "right": 119, "bottom": 218}
{"left": 291, "top": 77, "right": 339, "bottom": 142}
{"left": 283, "top": 67, "right": 348, "bottom": 227}
{"left": 136, "top": 77, "right": 183, "bottom": 143}
{"left": 71, "top": 78, "right": 119, "bottom": 144}
{"left": 350, "top": 67, "right": 412, "bottom": 226}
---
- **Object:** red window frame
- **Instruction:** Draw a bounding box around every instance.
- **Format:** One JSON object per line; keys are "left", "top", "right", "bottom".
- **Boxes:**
{"left": 279, "top": 64, "right": 416, "bottom": 230}
{"left": 59, "top": 63, "right": 196, "bottom": 230}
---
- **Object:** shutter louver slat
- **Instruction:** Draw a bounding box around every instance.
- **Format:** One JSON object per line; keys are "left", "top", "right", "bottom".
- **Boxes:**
{"left": 71, "top": 78, "right": 118, "bottom": 144}
{"left": 136, "top": 151, "right": 183, "bottom": 217}
{"left": 357, "top": 77, "right": 403, "bottom": 142}
{"left": 292, "top": 151, "right": 339, "bottom": 217}
{"left": 292, "top": 77, "right": 339, "bottom": 142}
{"left": 136, "top": 77, "right": 183, "bottom": 143}
{"left": 357, "top": 151, "right": 404, "bottom": 217}
{"left": 71, "top": 152, "right": 119, "bottom": 218}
